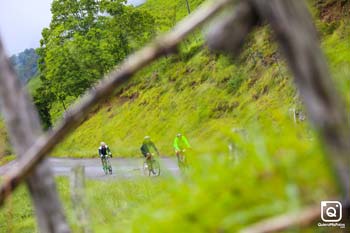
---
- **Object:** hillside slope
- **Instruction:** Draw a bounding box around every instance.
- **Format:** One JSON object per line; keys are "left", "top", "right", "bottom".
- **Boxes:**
{"left": 52, "top": 0, "right": 350, "bottom": 158}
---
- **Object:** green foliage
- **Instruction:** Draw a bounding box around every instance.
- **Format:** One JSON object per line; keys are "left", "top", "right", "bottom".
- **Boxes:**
{"left": 227, "top": 71, "right": 245, "bottom": 93}
{"left": 26, "top": 76, "right": 41, "bottom": 95}
{"left": 33, "top": 94, "right": 53, "bottom": 130}
{"left": 0, "top": 121, "right": 8, "bottom": 157}
{"left": 36, "top": 0, "right": 156, "bottom": 118}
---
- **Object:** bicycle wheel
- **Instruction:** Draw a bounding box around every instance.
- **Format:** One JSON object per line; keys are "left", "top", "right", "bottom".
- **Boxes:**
{"left": 106, "top": 158, "right": 112, "bottom": 175}
{"left": 102, "top": 158, "right": 108, "bottom": 174}
{"left": 150, "top": 159, "right": 160, "bottom": 176}
{"left": 143, "top": 161, "right": 150, "bottom": 176}
{"left": 178, "top": 155, "right": 187, "bottom": 170}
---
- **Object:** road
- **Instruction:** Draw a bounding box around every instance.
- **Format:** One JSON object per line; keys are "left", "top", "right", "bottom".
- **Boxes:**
{"left": 0, "top": 157, "right": 180, "bottom": 179}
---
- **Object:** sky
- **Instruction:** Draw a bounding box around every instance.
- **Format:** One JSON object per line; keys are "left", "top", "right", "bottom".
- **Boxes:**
{"left": 0, "top": 0, "right": 146, "bottom": 56}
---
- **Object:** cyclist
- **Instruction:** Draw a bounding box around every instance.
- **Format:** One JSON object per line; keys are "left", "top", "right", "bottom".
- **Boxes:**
{"left": 140, "top": 136, "right": 160, "bottom": 174}
{"left": 98, "top": 142, "right": 112, "bottom": 172}
{"left": 173, "top": 133, "right": 191, "bottom": 166}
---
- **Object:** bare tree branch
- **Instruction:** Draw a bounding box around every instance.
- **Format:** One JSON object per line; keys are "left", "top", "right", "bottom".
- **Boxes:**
{"left": 241, "top": 201, "right": 350, "bottom": 233}
{"left": 0, "top": 0, "right": 235, "bottom": 206}
{"left": 240, "top": 204, "right": 321, "bottom": 233}
{"left": 206, "top": 1, "right": 259, "bottom": 56}
{"left": 0, "top": 41, "right": 70, "bottom": 232}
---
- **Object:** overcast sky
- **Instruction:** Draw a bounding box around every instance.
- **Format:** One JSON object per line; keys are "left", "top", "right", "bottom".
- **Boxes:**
{"left": 0, "top": 0, "right": 146, "bottom": 56}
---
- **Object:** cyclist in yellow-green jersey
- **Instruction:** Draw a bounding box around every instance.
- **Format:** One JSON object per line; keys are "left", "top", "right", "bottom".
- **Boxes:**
{"left": 173, "top": 133, "right": 191, "bottom": 165}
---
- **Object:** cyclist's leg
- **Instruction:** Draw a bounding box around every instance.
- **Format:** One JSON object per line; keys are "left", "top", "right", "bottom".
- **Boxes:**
{"left": 100, "top": 157, "right": 104, "bottom": 167}
{"left": 183, "top": 154, "right": 188, "bottom": 167}
{"left": 146, "top": 153, "right": 154, "bottom": 171}
{"left": 178, "top": 150, "right": 186, "bottom": 167}
{"left": 176, "top": 150, "right": 181, "bottom": 165}
{"left": 101, "top": 156, "right": 107, "bottom": 171}
{"left": 143, "top": 153, "right": 150, "bottom": 168}
{"left": 149, "top": 157, "right": 157, "bottom": 175}
{"left": 107, "top": 157, "right": 112, "bottom": 171}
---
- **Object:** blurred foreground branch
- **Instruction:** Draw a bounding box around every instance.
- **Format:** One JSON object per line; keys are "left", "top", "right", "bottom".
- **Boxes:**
{"left": 70, "top": 166, "right": 91, "bottom": 233}
{"left": 240, "top": 205, "right": 321, "bottom": 233}
{"left": 241, "top": 201, "right": 350, "bottom": 233}
{"left": 0, "top": 41, "right": 70, "bottom": 232}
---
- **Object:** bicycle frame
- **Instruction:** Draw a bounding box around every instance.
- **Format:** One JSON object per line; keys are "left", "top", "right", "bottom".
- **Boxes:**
{"left": 176, "top": 150, "right": 188, "bottom": 169}
{"left": 143, "top": 153, "right": 160, "bottom": 176}
{"left": 101, "top": 155, "right": 112, "bottom": 175}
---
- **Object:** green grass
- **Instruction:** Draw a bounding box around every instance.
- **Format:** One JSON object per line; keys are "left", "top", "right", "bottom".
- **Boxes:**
{"left": 0, "top": 132, "right": 337, "bottom": 232}
{"left": 0, "top": 120, "right": 10, "bottom": 158}
{"left": 0, "top": 177, "right": 164, "bottom": 232}
{"left": 140, "top": 0, "right": 205, "bottom": 32}
{"left": 0, "top": 155, "right": 15, "bottom": 166}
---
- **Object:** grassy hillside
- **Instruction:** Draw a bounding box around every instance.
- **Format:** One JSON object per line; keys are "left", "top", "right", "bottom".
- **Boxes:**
{"left": 139, "top": 0, "right": 205, "bottom": 31}
{"left": 52, "top": 0, "right": 350, "bottom": 158}
{"left": 0, "top": 121, "right": 8, "bottom": 158}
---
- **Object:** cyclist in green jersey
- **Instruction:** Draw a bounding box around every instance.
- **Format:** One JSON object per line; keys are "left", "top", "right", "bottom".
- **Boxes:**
{"left": 140, "top": 136, "right": 160, "bottom": 174}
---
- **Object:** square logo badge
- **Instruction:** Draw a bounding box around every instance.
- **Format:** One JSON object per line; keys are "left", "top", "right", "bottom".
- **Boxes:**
{"left": 321, "top": 201, "right": 342, "bottom": 223}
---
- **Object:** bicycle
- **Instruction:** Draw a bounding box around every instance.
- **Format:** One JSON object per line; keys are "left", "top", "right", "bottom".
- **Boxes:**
{"left": 143, "top": 153, "right": 160, "bottom": 176}
{"left": 101, "top": 154, "right": 113, "bottom": 175}
{"left": 176, "top": 149, "right": 188, "bottom": 170}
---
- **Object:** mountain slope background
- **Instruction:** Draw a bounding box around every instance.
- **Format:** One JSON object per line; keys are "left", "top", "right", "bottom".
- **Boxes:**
{"left": 10, "top": 48, "right": 39, "bottom": 84}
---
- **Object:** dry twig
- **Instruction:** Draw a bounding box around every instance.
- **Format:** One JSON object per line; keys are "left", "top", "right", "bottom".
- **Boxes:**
{"left": 240, "top": 205, "right": 321, "bottom": 233}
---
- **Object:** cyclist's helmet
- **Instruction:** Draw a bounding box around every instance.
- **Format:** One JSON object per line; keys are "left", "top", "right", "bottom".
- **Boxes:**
{"left": 144, "top": 136, "right": 151, "bottom": 141}
{"left": 177, "top": 133, "right": 182, "bottom": 137}
{"left": 101, "top": 142, "right": 106, "bottom": 147}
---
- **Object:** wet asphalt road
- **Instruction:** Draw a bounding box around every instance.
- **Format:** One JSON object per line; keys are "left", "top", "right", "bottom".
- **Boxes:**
{"left": 48, "top": 157, "right": 180, "bottom": 179}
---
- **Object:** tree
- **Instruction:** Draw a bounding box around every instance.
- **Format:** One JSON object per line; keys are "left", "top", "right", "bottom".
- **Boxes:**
{"left": 37, "top": 0, "right": 155, "bottom": 116}
{"left": 33, "top": 91, "right": 53, "bottom": 130}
